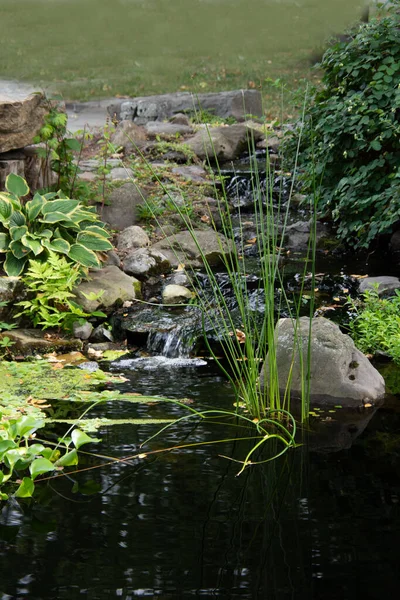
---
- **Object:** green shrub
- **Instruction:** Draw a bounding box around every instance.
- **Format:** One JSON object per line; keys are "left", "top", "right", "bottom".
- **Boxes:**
{"left": 348, "top": 286, "right": 400, "bottom": 363}
{"left": 0, "top": 174, "right": 113, "bottom": 276}
{"left": 286, "top": 6, "right": 400, "bottom": 248}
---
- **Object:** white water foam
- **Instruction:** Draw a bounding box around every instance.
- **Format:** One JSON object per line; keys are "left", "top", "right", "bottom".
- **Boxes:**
{"left": 111, "top": 356, "right": 208, "bottom": 371}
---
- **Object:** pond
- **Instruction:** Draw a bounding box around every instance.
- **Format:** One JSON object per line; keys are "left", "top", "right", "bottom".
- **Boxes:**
{"left": 1, "top": 357, "right": 399, "bottom": 599}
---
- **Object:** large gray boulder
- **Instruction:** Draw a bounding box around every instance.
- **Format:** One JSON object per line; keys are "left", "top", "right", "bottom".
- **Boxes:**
{"left": 101, "top": 183, "right": 147, "bottom": 231}
{"left": 108, "top": 90, "right": 263, "bottom": 125}
{"left": 151, "top": 229, "right": 235, "bottom": 269}
{"left": 185, "top": 124, "right": 263, "bottom": 162}
{"left": 0, "top": 90, "right": 49, "bottom": 153}
{"left": 73, "top": 266, "right": 141, "bottom": 312}
{"left": 260, "top": 317, "right": 385, "bottom": 407}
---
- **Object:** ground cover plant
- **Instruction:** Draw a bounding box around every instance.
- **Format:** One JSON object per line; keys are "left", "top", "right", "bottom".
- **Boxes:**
{"left": 286, "top": 3, "right": 400, "bottom": 248}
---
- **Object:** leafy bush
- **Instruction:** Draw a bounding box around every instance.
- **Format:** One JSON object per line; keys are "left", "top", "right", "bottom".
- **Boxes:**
{"left": 348, "top": 286, "right": 400, "bottom": 363}
{"left": 287, "top": 6, "right": 400, "bottom": 248}
{"left": 16, "top": 252, "right": 105, "bottom": 331}
{"left": 0, "top": 174, "right": 113, "bottom": 276}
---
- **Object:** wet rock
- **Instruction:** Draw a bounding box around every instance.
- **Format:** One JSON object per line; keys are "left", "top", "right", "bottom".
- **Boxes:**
{"left": 162, "top": 284, "right": 194, "bottom": 304}
{"left": 123, "top": 247, "right": 171, "bottom": 278}
{"left": 74, "top": 266, "right": 141, "bottom": 312}
{"left": 101, "top": 183, "right": 147, "bottom": 231}
{"left": 117, "top": 225, "right": 150, "bottom": 255}
{"left": 260, "top": 317, "right": 385, "bottom": 407}
{"left": 73, "top": 320, "right": 93, "bottom": 340}
{"left": 108, "top": 90, "right": 263, "bottom": 124}
{"left": 284, "top": 220, "right": 330, "bottom": 250}
{"left": 0, "top": 90, "right": 49, "bottom": 153}
{"left": 0, "top": 329, "right": 82, "bottom": 356}
{"left": 90, "top": 324, "right": 114, "bottom": 343}
{"left": 151, "top": 229, "right": 235, "bottom": 268}
{"left": 169, "top": 270, "right": 191, "bottom": 287}
{"left": 77, "top": 361, "right": 99, "bottom": 372}
{"left": 359, "top": 276, "right": 400, "bottom": 296}
{"left": 145, "top": 121, "right": 193, "bottom": 138}
{"left": 110, "top": 120, "right": 147, "bottom": 154}
{"left": 186, "top": 124, "right": 263, "bottom": 162}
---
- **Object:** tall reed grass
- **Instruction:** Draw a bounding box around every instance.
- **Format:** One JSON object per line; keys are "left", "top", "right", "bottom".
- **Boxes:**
{"left": 124, "top": 96, "right": 316, "bottom": 466}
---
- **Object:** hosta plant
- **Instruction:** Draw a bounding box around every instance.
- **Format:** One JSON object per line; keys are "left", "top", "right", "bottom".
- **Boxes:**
{"left": 0, "top": 173, "right": 113, "bottom": 276}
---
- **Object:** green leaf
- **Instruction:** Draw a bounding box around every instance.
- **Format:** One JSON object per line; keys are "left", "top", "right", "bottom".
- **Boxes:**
{"left": 15, "top": 477, "right": 35, "bottom": 498}
{"left": 4, "top": 253, "right": 28, "bottom": 276}
{"left": 40, "top": 212, "right": 77, "bottom": 226}
{"left": 370, "top": 140, "right": 382, "bottom": 151}
{"left": 26, "top": 194, "right": 46, "bottom": 221}
{"left": 4, "top": 448, "right": 25, "bottom": 470}
{"left": 21, "top": 234, "right": 44, "bottom": 256}
{"left": 10, "top": 240, "right": 30, "bottom": 259}
{"left": 40, "top": 228, "right": 53, "bottom": 239}
{"left": 68, "top": 243, "right": 100, "bottom": 267}
{"left": 10, "top": 225, "right": 28, "bottom": 241}
{"left": 41, "top": 199, "right": 80, "bottom": 215}
{"left": 71, "top": 429, "right": 101, "bottom": 449}
{"left": 29, "top": 457, "right": 55, "bottom": 480}
{"left": 16, "top": 415, "right": 45, "bottom": 438}
{"left": 55, "top": 448, "right": 78, "bottom": 467}
{"left": 5, "top": 174, "right": 29, "bottom": 197}
{"left": 0, "top": 440, "right": 17, "bottom": 455}
{"left": 9, "top": 211, "right": 26, "bottom": 228}
{"left": 76, "top": 231, "right": 113, "bottom": 251}
{"left": 0, "top": 232, "right": 10, "bottom": 252}
{"left": 41, "top": 237, "right": 70, "bottom": 255}
{"left": 0, "top": 195, "right": 13, "bottom": 223}
{"left": 65, "top": 138, "right": 82, "bottom": 151}
{"left": 81, "top": 225, "right": 111, "bottom": 238}
{"left": 69, "top": 209, "right": 98, "bottom": 224}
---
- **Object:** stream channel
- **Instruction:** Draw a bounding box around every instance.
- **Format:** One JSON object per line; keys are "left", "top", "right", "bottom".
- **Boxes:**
{"left": 1, "top": 156, "right": 400, "bottom": 599}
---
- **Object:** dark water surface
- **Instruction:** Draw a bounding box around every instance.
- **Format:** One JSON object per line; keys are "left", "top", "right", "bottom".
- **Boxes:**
{"left": 1, "top": 363, "right": 399, "bottom": 600}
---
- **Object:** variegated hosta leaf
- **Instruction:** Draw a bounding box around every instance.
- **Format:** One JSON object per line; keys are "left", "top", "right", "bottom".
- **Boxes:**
{"left": 0, "top": 232, "right": 10, "bottom": 252}
{"left": 26, "top": 194, "right": 47, "bottom": 221}
{"left": 4, "top": 253, "right": 28, "bottom": 276}
{"left": 41, "top": 199, "right": 80, "bottom": 215}
{"left": 5, "top": 173, "right": 29, "bottom": 197}
{"left": 68, "top": 243, "right": 100, "bottom": 267}
{"left": 21, "top": 235, "right": 44, "bottom": 256}
{"left": 76, "top": 230, "right": 113, "bottom": 251}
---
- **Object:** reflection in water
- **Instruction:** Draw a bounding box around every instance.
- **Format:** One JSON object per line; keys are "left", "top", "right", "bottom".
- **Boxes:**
{"left": 0, "top": 368, "right": 399, "bottom": 599}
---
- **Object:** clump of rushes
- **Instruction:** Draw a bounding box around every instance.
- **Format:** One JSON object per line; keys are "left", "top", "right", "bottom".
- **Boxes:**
{"left": 124, "top": 97, "right": 316, "bottom": 470}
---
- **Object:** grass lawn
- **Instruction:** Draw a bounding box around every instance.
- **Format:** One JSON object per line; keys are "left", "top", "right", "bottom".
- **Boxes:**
{"left": 0, "top": 0, "right": 367, "bottom": 119}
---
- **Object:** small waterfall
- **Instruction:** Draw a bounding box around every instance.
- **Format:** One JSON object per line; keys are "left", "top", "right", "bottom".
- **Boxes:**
{"left": 146, "top": 325, "right": 195, "bottom": 358}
